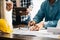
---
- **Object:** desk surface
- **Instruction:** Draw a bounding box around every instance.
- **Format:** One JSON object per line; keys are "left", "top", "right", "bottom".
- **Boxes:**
{"left": 13, "top": 28, "right": 60, "bottom": 39}
{"left": 0, "top": 28, "right": 60, "bottom": 40}
{"left": 0, "top": 33, "right": 60, "bottom": 40}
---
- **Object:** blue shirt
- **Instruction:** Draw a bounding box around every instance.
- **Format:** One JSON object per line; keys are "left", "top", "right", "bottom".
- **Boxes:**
{"left": 33, "top": 0, "right": 60, "bottom": 27}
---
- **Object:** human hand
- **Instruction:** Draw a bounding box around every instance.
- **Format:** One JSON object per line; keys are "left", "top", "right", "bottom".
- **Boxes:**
{"left": 26, "top": 6, "right": 32, "bottom": 13}
{"left": 29, "top": 22, "right": 44, "bottom": 31}
{"left": 30, "top": 25, "right": 39, "bottom": 31}
{"left": 6, "top": 1, "right": 13, "bottom": 11}
{"left": 28, "top": 21, "right": 36, "bottom": 27}
{"left": 26, "top": 8, "right": 30, "bottom": 14}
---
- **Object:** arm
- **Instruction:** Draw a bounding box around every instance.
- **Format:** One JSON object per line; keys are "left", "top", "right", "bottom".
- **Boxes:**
{"left": 33, "top": 2, "right": 46, "bottom": 23}
{"left": 44, "top": 20, "right": 58, "bottom": 28}
{"left": 28, "top": 2, "right": 46, "bottom": 31}
{"left": 55, "top": 4, "right": 60, "bottom": 27}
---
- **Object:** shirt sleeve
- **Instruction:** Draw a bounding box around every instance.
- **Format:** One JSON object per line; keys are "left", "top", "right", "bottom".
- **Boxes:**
{"left": 44, "top": 20, "right": 58, "bottom": 28}
{"left": 33, "top": 2, "right": 46, "bottom": 23}
{"left": 56, "top": 2, "right": 60, "bottom": 20}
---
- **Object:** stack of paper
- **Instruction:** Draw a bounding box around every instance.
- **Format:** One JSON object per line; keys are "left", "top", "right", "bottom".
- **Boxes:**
{"left": 13, "top": 28, "right": 60, "bottom": 39}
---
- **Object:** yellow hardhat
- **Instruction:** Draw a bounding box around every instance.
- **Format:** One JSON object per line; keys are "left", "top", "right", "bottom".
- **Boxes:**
{"left": 0, "top": 19, "right": 13, "bottom": 34}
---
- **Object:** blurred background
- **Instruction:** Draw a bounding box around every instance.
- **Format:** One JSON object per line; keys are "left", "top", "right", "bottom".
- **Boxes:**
{"left": 0, "top": 0, "right": 45, "bottom": 27}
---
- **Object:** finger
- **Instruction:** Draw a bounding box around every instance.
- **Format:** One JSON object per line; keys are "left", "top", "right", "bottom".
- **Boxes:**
{"left": 34, "top": 25, "right": 39, "bottom": 31}
{"left": 28, "top": 21, "right": 32, "bottom": 27}
{"left": 35, "top": 27, "right": 39, "bottom": 31}
{"left": 30, "top": 26, "right": 34, "bottom": 31}
{"left": 28, "top": 21, "right": 35, "bottom": 26}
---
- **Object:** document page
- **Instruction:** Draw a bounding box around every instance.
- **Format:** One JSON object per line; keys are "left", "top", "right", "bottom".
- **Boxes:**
{"left": 13, "top": 28, "right": 60, "bottom": 39}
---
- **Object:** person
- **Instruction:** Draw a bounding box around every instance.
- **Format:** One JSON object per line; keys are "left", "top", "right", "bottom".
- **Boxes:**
{"left": 28, "top": 0, "right": 60, "bottom": 31}
{"left": 5, "top": 1, "right": 13, "bottom": 30}
{"left": 20, "top": 0, "right": 33, "bottom": 24}
{"left": 16, "top": 0, "right": 33, "bottom": 25}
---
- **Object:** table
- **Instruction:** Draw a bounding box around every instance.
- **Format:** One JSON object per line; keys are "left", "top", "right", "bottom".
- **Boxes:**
{"left": 13, "top": 28, "right": 60, "bottom": 39}
{"left": 0, "top": 28, "right": 60, "bottom": 40}
{"left": 0, "top": 33, "right": 60, "bottom": 40}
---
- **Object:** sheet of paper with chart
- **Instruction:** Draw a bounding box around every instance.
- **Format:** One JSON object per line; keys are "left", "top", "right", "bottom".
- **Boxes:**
{"left": 13, "top": 27, "right": 60, "bottom": 39}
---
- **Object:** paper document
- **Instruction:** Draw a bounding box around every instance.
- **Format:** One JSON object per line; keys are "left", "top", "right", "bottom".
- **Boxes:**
{"left": 13, "top": 28, "right": 60, "bottom": 39}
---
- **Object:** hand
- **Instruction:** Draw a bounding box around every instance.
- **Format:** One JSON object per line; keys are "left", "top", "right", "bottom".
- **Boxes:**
{"left": 30, "top": 25, "right": 39, "bottom": 31}
{"left": 26, "top": 6, "right": 32, "bottom": 13}
{"left": 6, "top": 1, "right": 13, "bottom": 11}
{"left": 26, "top": 8, "right": 31, "bottom": 13}
{"left": 29, "top": 22, "right": 44, "bottom": 31}
{"left": 28, "top": 21, "right": 36, "bottom": 27}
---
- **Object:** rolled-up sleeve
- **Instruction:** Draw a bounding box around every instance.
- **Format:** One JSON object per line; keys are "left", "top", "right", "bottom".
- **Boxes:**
{"left": 44, "top": 20, "right": 58, "bottom": 28}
